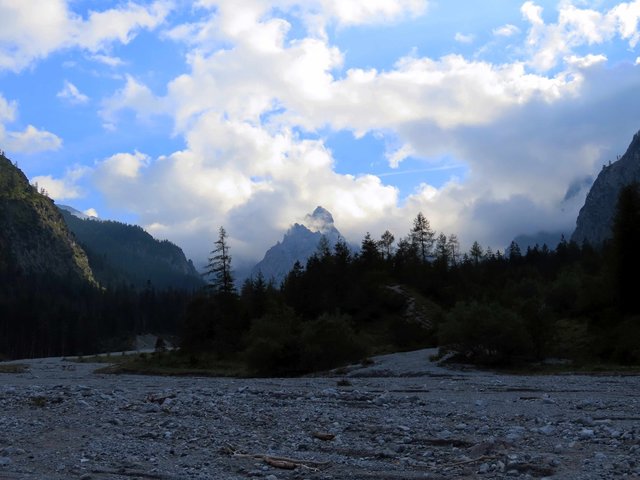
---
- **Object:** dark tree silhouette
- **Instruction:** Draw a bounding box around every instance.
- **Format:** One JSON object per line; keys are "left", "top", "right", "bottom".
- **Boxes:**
{"left": 205, "top": 226, "right": 235, "bottom": 295}
{"left": 410, "top": 212, "right": 435, "bottom": 263}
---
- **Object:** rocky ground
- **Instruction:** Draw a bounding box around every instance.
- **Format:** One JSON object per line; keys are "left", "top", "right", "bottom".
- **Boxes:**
{"left": 1, "top": 349, "right": 639, "bottom": 479}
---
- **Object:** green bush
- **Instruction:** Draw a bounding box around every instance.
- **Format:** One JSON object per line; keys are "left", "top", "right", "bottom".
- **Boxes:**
{"left": 298, "top": 312, "right": 368, "bottom": 372}
{"left": 243, "top": 307, "right": 301, "bottom": 375}
{"left": 438, "top": 301, "right": 533, "bottom": 365}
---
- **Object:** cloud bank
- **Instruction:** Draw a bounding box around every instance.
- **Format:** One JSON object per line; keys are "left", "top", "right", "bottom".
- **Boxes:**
{"left": 7, "top": 1, "right": 640, "bottom": 268}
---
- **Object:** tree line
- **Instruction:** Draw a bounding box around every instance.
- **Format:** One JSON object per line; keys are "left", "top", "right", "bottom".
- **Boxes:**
{"left": 2, "top": 186, "right": 638, "bottom": 370}
{"left": 180, "top": 185, "right": 640, "bottom": 373}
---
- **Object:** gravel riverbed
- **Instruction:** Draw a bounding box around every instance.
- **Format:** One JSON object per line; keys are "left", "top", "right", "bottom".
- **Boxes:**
{"left": 1, "top": 349, "right": 639, "bottom": 479}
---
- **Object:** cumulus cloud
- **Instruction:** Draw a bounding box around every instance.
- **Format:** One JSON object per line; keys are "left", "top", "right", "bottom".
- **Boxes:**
{"left": 100, "top": 75, "right": 166, "bottom": 128}
{"left": 85, "top": 1, "right": 640, "bottom": 264}
{"left": 0, "top": 94, "right": 62, "bottom": 154}
{"left": 31, "top": 166, "right": 89, "bottom": 200}
{"left": 3, "top": 125, "right": 62, "bottom": 154}
{"left": 57, "top": 80, "right": 89, "bottom": 104}
{"left": 522, "top": 1, "right": 640, "bottom": 71}
{"left": 97, "top": 151, "right": 150, "bottom": 179}
{"left": 0, "top": 0, "right": 171, "bottom": 72}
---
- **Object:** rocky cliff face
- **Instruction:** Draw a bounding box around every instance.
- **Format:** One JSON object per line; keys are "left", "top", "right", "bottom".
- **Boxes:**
{"left": 0, "top": 153, "right": 94, "bottom": 282}
{"left": 572, "top": 130, "right": 640, "bottom": 246}
{"left": 250, "top": 206, "right": 343, "bottom": 285}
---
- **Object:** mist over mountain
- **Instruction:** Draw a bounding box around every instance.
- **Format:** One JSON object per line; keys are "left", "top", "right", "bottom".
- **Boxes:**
{"left": 59, "top": 207, "right": 203, "bottom": 291}
{"left": 572, "top": 130, "right": 640, "bottom": 246}
{"left": 58, "top": 204, "right": 98, "bottom": 221}
{"left": 0, "top": 152, "right": 94, "bottom": 283}
{"left": 249, "top": 206, "right": 344, "bottom": 285}
{"left": 513, "top": 230, "right": 566, "bottom": 252}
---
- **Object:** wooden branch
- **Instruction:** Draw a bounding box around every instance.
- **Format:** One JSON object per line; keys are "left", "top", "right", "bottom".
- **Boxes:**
{"left": 222, "top": 444, "right": 330, "bottom": 471}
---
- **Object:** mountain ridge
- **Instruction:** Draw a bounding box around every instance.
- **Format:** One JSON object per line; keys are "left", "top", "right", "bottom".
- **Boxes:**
{"left": 572, "top": 129, "right": 640, "bottom": 245}
{"left": 59, "top": 208, "right": 204, "bottom": 290}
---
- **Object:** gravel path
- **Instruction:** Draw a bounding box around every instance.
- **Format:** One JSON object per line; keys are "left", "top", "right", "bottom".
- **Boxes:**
{"left": 1, "top": 350, "right": 639, "bottom": 479}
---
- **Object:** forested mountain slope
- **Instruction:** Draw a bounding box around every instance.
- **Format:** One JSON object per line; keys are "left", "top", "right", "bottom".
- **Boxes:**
{"left": 0, "top": 152, "right": 94, "bottom": 283}
{"left": 59, "top": 208, "right": 203, "bottom": 291}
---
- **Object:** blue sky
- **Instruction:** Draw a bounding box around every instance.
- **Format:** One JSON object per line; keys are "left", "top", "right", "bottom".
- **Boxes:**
{"left": 1, "top": 0, "right": 640, "bottom": 266}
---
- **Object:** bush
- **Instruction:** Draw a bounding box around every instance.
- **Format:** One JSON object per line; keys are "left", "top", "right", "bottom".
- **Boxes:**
{"left": 298, "top": 312, "right": 368, "bottom": 372}
{"left": 243, "top": 307, "right": 301, "bottom": 375}
{"left": 438, "top": 301, "right": 533, "bottom": 365}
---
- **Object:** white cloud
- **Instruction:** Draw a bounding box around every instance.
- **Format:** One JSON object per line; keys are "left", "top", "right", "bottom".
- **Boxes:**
{"left": 493, "top": 24, "right": 520, "bottom": 37}
{"left": 564, "top": 54, "right": 607, "bottom": 68}
{"left": 89, "top": 54, "right": 125, "bottom": 67}
{"left": 1, "top": 125, "right": 62, "bottom": 154}
{"left": 0, "top": 0, "right": 172, "bottom": 72}
{"left": 1, "top": 93, "right": 62, "bottom": 154}
{"left": 636, "top": 56, "right": 640, "bottom": 65}
{"left": 86, "top": 1, "right": 640, "bottom": 265}
{"left": 313, "top": 0, "right": 427, "bottom": 27}
{"left": 522, "top": 1, "right": 640, "bottom": 72}
{"left": 0, "top": 95, "right": 16, "bottom": 122}
{"left": 101, "top": 75, "right": 166, "bottom": 127}
{"left": 454, "top": 32, "right": 474, "bottom": 44}
{"left": 31, "top": 175, "right": 81, "bottom": 199}
{"left": 31, "top": 166, "right": 89, "bottom": 200}
{"left": 98, "top": 151, "right": 150, "bottom": 179}
{"left": 83, "top": 208, "right": 99, "bottom": 218}
{"left": 57, "top": 80, "right": 89, "bottom": 104}
{"left": 386, "top": 143, "right": 415, "bottom": 168}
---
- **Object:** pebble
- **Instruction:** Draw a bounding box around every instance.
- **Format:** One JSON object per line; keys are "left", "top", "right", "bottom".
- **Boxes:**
{"left": 0, "top": 350, "right": 638, "bottom": 480}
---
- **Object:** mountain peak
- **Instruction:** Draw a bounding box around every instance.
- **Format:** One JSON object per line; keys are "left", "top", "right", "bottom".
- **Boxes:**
{"left": 304, "top": 206, "right": 335, "bottom": 234}
{"left": 250, "top": 206, "right": 343, "bottom": 285}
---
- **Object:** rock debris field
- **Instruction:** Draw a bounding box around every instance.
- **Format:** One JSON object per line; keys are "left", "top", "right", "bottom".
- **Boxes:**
{"left": 1, "top": 349, "right": 639, "bottom": 479}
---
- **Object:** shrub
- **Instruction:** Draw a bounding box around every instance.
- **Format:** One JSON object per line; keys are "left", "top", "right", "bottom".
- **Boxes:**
{"left": 298, "top": 312, "right": 368, "bottom": 372}
{"left": 243, "top": 307, "right": 301, "bottom": 375}
{"left": 438, "top": 301, "right": 533, "bottom": 365}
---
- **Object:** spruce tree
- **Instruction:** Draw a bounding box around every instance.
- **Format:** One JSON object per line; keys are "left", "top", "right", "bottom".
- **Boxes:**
{"left": 205, "top": 226, "right": 235, "bottom": 295}
{"left": 411, "top": 212, "right": 435, "bottom": 263}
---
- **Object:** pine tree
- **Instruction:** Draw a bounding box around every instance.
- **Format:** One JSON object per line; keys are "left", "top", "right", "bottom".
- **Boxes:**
{"left": 205, "top": 226, "right": 235, "bottom": 295}
{"left": 360, "top": 232, "right": 380, "bottom": 264}
{"left": 435, "top": 233, "right": 449, "bottom": 264}
{"left": 447, "top": 234, "right": 460, "bottom": 265}
{"left": 411, "top": 212, "right": 435, "bottom": 263}
{"left": 379, "top": 230, "right": 395, "bottom": 260}
{"left": 469, "top": 241, "right": 483, "bottom": 266}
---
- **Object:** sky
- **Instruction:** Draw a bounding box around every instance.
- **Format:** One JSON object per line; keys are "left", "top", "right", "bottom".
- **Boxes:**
{"left": 1, "top": 0, "right": 640, "bottom": 270}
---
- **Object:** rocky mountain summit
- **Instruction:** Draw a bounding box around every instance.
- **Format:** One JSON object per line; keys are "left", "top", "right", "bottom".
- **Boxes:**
{"left": 250, "top": 206, "right": 343, "bottom": 285}
{"left": 572, "top": 130, "right": 640, "bottom": 245}
{"left": 0, "top": 152, "right": 94, "bottom": 283}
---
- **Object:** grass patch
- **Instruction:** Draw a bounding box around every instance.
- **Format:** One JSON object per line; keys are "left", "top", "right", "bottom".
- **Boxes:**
{"left": 95, "top": 351, "right": 249, "bottom": 377}
{"left": 0, "top": 363, "right": 29, "bottom": 374}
